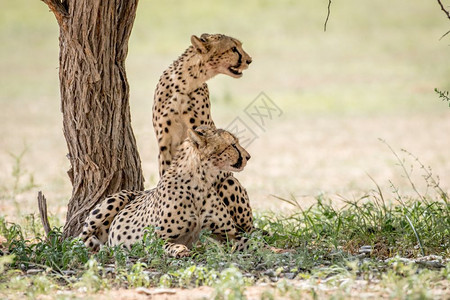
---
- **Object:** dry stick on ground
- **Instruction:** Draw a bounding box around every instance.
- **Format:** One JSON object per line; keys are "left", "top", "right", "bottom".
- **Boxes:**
{"left": 37, "top": 191, "right": 51, "bottom": 237}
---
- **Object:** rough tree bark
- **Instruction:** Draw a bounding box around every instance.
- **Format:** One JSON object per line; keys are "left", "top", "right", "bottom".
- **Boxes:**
{"left": 41, "top": 0, "right": 144, "bottom": 237}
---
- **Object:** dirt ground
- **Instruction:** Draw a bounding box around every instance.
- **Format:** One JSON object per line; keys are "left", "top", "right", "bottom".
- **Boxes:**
{"left": 40, "top": 279, "right": 450, "bottom": 300}
{"left": 241, "top": 112, "right": 450, "bottom": 212}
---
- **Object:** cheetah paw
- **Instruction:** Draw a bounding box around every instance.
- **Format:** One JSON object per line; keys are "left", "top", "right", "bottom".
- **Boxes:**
{"left": 174, "top": 248, "right": 191, "bottom": 258}
{"left": 269, "top": 246, "right": 294, "bottom": 254}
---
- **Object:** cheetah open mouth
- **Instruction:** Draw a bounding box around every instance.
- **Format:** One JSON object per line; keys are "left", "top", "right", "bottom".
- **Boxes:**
{"left": 228, "top": 66, "right": 243, "bottom": 76}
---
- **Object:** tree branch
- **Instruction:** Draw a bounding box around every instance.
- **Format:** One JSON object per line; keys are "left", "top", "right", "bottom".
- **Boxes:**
{"left": 41, "top": 0, "right": 68, "bottom": 27}
{"left": 324, "top": 0, "right": 332, "bottom": 32}
{"left": 436, "top": 0, "right": 450, "bottom": 21}
{"left": 439, "top": 30, "right": 450, "bottom": 40}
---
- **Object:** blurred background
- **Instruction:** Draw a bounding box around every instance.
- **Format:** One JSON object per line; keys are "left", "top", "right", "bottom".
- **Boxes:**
{"left": 0, "top": 0, "right": 449, "bottom": 222}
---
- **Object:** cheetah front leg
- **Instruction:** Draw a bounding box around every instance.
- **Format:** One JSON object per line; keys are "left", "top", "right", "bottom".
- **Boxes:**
{"left": 154, "top": 95, "right": 190, "bottom": 176}
{"left": 202, "top": 193, "right": 288, "bottom": 253}
{"left": 216, "top": 173, "right": 254, "bottom": 233}
{"left": 201, "top": 195, "right": 253, "bottom": 252}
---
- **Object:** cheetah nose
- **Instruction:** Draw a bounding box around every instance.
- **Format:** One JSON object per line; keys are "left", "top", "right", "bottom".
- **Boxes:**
{"left": 246, "top": 59, "right": 252, "bottom": 65}
{"left": 246, "top": 154, "right": 251, "bottom": 161}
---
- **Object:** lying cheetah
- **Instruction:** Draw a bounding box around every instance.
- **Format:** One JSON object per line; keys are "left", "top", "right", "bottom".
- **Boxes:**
{"left": 153, "top": 33, "right": 255, "bottom": 233}
{"left": 79, "top": 126, "right": 253, "bottom": 257}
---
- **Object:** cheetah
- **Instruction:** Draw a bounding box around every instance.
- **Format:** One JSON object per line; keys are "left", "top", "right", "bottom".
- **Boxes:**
{"left": 153, "top": 33, "right": 255, "bottom": 233}
{"left": 79, "top": 126, "right": 254, "bottom": 257}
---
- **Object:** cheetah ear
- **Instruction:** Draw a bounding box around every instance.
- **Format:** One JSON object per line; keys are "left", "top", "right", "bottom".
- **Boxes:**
{"left": 191, "top": 35, "right": 208, "bottom": 54}
{"left": 188, "top": 128, "right": 206, "bottom": 148}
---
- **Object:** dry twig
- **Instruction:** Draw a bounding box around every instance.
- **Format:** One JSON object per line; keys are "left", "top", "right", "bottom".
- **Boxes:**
{"left": 436, "top": 0, "right": 450, "bottom": 20}
{"left": 37, "top": 191, "right": 51, "bottom": 237}
{"left": 324, "top": 0, "right": 332, "bottom": 32}
{"left": 436, "top": 0, "right": 450, "bottom": 39}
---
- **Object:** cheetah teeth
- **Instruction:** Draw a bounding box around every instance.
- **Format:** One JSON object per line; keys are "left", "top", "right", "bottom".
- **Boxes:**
{"left": 229, "top": 67, "right": 243, "bottom": 75}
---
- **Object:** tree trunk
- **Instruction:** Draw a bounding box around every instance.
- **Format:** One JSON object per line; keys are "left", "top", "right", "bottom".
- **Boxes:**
{"left": 41, "top": 0, "right": 144, "bottom": 238}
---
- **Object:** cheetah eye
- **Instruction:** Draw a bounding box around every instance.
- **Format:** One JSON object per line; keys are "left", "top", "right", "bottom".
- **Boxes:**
{"left": 231, "top": 46, "right": 237, "bottom": 52}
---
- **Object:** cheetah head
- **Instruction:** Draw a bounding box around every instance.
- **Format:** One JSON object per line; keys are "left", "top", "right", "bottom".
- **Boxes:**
{"left": 191, "top": 33, "right": 252, "bottom": 78}
{"left": 188, "top": 126, "right": 251, "bottom": 172}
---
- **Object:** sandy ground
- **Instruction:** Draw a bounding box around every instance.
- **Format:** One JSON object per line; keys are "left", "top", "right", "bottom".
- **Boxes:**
{"left": 241, "top": 112, "right": 450, "bottom": 212}
{"left": 36, "top": 279, "right": 450, "bottom": 300}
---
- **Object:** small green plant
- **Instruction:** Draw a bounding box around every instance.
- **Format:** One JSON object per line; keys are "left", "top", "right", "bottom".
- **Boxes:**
{"left": 169, "top": 265, "right": 219, "bottom": 288}
{"left": 213, "top": 266, "right": 249, "bottom": 300}
{"left": 124, "top": 262, "right": 151, "bottom": 287}
{"left": 9, "top": 147, "right": 37, "bottom": 195}
{"left": 0, "top": 219, "right": 90, "bottom": 270}
{"left": 0, "top": 255, "right": 14, "bottom": 276}
{"left": 129, "top": 226, "right": 166, "bottom": 260}
{"left": 75, "top": 259, "right": 109, "bottom": 292}
{"left": 0, "top": 147, "right": 39, "bottom": 215}
{"left": 441, "top": 262, "right": 450, "bottom": 280}
{"left": 435, "top": 88, "right": 450, "bottom": 107}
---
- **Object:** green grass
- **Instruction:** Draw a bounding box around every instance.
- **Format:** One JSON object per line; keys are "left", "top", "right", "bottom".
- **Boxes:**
{"left": 0, "top": 200, "right": 449, "bottom": 299}
{"left": 0, "top": 173, "right": 449, "bottom": 298}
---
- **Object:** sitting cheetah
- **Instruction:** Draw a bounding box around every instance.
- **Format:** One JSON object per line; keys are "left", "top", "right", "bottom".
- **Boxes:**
{"left": 79, "top": 126, "right": 254, "bottom": 257}
{"left": 153, "top": 33, "right": 255, "bottom": 233}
